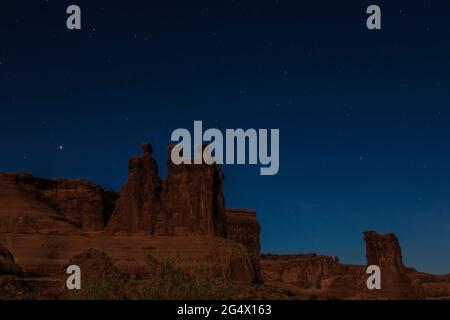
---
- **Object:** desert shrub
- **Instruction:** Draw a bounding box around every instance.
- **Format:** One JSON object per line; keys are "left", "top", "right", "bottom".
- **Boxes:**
{"left": 130, "top": 255, "right": 238, "bottom": 300}
{"left": 62, "top": 250, "right": 239, "bottom": 300}
{"left": 63, "top": 249, "right": 128, "bottom": 300}
{"left": 0, "top": 277, "right": 31, "bottom": 299}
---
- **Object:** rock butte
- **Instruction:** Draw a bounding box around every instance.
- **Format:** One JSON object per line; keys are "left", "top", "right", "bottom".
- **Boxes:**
{"left": 0, "top": 143, "right": 449, "bottom": 299}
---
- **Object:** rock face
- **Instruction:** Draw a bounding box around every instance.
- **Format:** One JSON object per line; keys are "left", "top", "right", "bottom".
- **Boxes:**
{"left": 106, "top": 144, "right": 227, "bottom": 237}
{"left": 407, "top": 272, "right": 450, "bottom": 299}
{"left": 261, "top": 253, "right": 365, "bottom": 299}
{"left": 0, "top": 173, "right": 78, "bottom": 234}
{"left": 226, "top": 209, "right": 261, "bottom": 282}
{"left": 0, "top": 234, "right": 257, "bottom": 284}
{"left": 0, "top": 143, "right": 261, "bottom": 287}
{"left": 364, "top": 231, "right": 405, "bottom": 273}
{"left": 364, "top": 231, "right": 417, "bottom": 299}
{"left": 260, "top": 231, "right": 438, "bottom": 299}
{"left": 16, "top": 175, "right": 118, "bottom": 231}
{"left": 63, "top": 249, "right": 128, "bottom": 299}
{"left": 0, "top": 243, "right": 23, "bottom": 276}
{"left": 0, "top": 144, "right": 247, "bottom": 239}
{"left": 2, "top": 142, "right": 449, "bottom": 299}
{"left": 105, "top": 143, "right": 168, "bottom": 235}
{"left": 262, "top": 254, "right": 346, "bottom": 289}
{"left": 162, "top": 145, "right": 227, "bottom": 237}
{"left": 0, "top": 172, "right": 117, "bottom": 233}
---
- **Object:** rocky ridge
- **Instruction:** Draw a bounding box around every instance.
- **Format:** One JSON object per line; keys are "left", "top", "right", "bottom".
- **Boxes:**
{"left": 0, "top": 143, "right": 449, "bottom": 299}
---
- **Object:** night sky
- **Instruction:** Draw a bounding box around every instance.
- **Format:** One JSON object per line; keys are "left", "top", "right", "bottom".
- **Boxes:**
{"left": 1, "top": 0, "right": 450, "bottom": 274}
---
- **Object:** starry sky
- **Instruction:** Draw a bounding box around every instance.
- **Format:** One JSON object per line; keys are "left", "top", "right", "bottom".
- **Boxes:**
{"left": 1, "top": 0, "right": 450, "bottom": 274}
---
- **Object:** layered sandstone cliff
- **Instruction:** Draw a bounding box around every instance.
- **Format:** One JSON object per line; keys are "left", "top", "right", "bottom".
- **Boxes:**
{"left": 105, "top": 143, "right": 227, "bottom": 237}
{"left": 105, "top": 143, "right": 168, "bottom": 235}
{"left": 0, "top": 234, "right": 256, "bottom": 283}
{"left": 0, "top": 173, "right": 79, "bottom": 234}
{"left": 260, "top": 231, "right": 449, "bottom": 300}
{"left": 225, "top": 209, "right": 262, "bottom": 282}
{"left": 261, "top": 253, "right": 366, "bottom": 299}
{"left": 1, "top": 143, "right": 449, "bottom": 299}
{"left": 0, "top": 143, "right": 261, "bottom": 288}
{"left": 16, "top": 174, "right": 118, "bottom": 231}
{"left": 161, "top": 145, "right": 227, "bottom": 237}
{"left": 364, "top": 231, "right": 418, "bottom": 299}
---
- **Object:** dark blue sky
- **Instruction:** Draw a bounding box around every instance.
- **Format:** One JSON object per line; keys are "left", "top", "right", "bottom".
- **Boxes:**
{"left": 1, "top": 0, "right": 450, "bottom": 274}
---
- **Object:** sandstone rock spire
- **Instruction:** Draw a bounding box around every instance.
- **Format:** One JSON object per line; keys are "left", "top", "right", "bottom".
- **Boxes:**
{"left": 364, "top": 231, "right": 417, "bottom": 299}
{"left": 105, "top": 143, "right": 168, "bottom": 235}
{"left": 161, "top": 145, "right": 227, "bottom": 236}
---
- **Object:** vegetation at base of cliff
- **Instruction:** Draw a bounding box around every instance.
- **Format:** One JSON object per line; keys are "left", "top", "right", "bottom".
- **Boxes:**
{"left": 129, "top": 255, "right": 238, "bottom": 300}
{"left": 0, "top": 277, "right": 31, "bottom": 299}
{"left": 64, "top": 253, "right": 238, "bottom": 300}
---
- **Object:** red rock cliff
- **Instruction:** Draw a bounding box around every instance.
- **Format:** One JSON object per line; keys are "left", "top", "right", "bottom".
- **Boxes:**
{"left": 0, "top": 173, "right": 79, "bottom": 234}
{"left": 364, "top": 231, "right": 418, "bottom": 299}
{"left": 225, "top": 209, "right": 261, "bottom": 282}
{"left": 161, "top": 145, "right": 227, "bottom": 236}
{"left": 16, "top": 175, "right": 117, "bottom": 231}
{"left": 105, "top": 143, "right": 228, "bottom": 236}
{"left": 105, "top": 143, "right": 168, "bottom": 235}
{"left": 261, "top": 253, "right": 365, "bottom": 299}
{"left": 0, "top": 243, "right": 23, "bottom": 276}
{"left": 364, "top": 231, "right": 405, "bottom": 272}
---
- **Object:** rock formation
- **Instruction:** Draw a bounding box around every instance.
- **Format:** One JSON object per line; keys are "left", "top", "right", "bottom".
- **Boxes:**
{"left": 0, "top": 243, "right": 23, "bottom": 276}
{"left": 16, "top": 174, "right": 118, "bottom": 231}
{"left": 106, "top": 143, "right": 227, "bottom": 237}
{"left": 407, "top": 271, "right": 450, "bottom": 299}
{"left": 0, "top": 173, "right": 79, "bottom": 234}
{"left": 1, "top": 143, "right": 449, "bottom": 299}
{"left": 0, "top": 233, "right": 257, "bottom": 284}
{"left": 261, "top": 253, "right": 365, "bottom": 299}
{"left": 0, "top": 143, "right": 261, "bottom": 287}
{"left": 105, "top": 143, "right": 168, "bottom": 235}
{"left": 364, "top": 231, "right": 418, "bottom": 299}
{"left": 161, "top": 145, "right": 227, "bottom": 237}
{"left": 364, "top": 231, "right": 405, "bottom": 273}
{"left": 63, "top": 249, "right": 129, "bottom": 299}
{"left": 260, "top": 231, "right": 445, "bottom": 299}
{"left": 0, "top": 172, "right": 117, "bottom": 233}
{"left": 262, "top": 254, "right": 345, "bottom": 289}
{"left": 226, "top": 209, "right": 262, "bottom": 282}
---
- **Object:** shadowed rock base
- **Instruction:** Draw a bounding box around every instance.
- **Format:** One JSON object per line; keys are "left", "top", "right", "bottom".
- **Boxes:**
{"left": 0, "top": 234, "right": 256, "bottom": 284}
{"left": 0, "top": 243, "right": 23, "bottom": 276}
